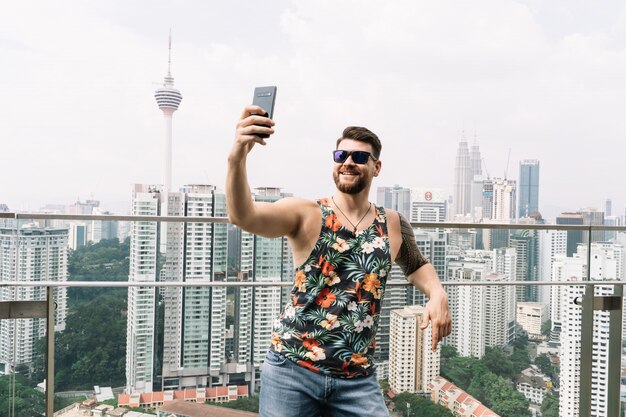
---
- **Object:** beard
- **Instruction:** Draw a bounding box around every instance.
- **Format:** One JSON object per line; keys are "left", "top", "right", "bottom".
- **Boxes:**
{"left": 333, "top": 170, "right": 369, "bottom": 195}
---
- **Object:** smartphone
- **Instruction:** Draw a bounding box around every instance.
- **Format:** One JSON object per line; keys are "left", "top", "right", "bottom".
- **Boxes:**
{"left": 252, "top": 86, "right": 277, "bottom": 138}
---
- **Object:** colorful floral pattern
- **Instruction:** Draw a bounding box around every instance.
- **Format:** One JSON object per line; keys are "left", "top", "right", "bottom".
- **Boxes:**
{"left": 269, "top": 199, "right": 392, "bottom": 378}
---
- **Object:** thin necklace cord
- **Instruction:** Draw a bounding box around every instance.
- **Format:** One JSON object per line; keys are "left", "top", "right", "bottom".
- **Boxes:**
{"left": 331, "top": 196, "right": 372, "bottom": 233}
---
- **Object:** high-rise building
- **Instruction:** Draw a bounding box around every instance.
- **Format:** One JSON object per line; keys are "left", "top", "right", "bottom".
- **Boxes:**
{"left": 91, "top": 208, "right": 119, "bottom": 243}
{"left": 230, "top": 224, "right": 254, "bottom": 368}
{"left": 410, "top": 188, "right": 447, "bottom": 238}
{"left": 453, "top": 141, "right": 472, "bottom": 219}
{"left": 510, "top": 230, "right": 539, "bottom": 302}
{"left": 0, "top": 224, "right": 68, "bottom": 374}
{"left": 389, "top": 305, "right": 440, "bottom": 394}
{"left": 68, "top": 223, "right": 88, "bottom": 250}
{"left": 516, "top": 302, "right": 548, "bottom": 339}
{"left": 481, "top": 178, "right": 516, "bottom": 251}
{"left": 482, "top": 178, "right": 516, "bottom": 222}
{"left": 68, "top": 199, "right": 100, "bottom": 216}
{"left": 556, "top": 212, "right": 584, "bottom": 257}
{"left": 376, "top": 264, "right": 408, "bottom": 372}
{"left": 490, "top": 247, "right": 517, "bottom": 345}
{"left": 452, "top": 139, "right": 482, "bottom": 220}
{"left": 538, "top": 229, "right": 567, "bottom": 309}
{"left": 580, "top": 207, "right": 606, "bottom": 243}
{"left": 483, "top": 273, "right": 516, "bottom": 348}
{"left": 446, "top": 253, "right": 491, "bottom": 357}
{"left": 67, "top": 199, "right": 100, "bottom": 244}
{"left": 559, "top": 243, "right": 624, "bottom": 417}
{"left": 469, "top": 141, "right": 484, "bottom": 220}
{"left": 518, "top": 160, "right": 540, "bottom": 218}
{"left": 160, "top": 185, "right": 229, "bottom": 390}
{"left": 549, "top": 254, "right": 582, "bottom": 342}
{"left": 125, "top": 184, "right": 162, "bottom": 393}
{"left": 410, "top": 188, "right": 447, "bottom": 224}
{"left": 602, "top": 198, "right": 612, "bottom": 217}
{"left": 446, "top": 249, "right": 515, "bottom": 356}
{"left": 126, "top": 183, "right": 230, "bottom": 393}
{"left": 376, "top": 185, "right": 411, "bottom": 219}
{"left": 604, "top": 215, "right": 619, "bottom": 241}
{"left": 409, "top": 233, "right": 447, "bottom": 305}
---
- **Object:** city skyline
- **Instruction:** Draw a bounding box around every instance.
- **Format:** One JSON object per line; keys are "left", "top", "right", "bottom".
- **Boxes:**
{"left": 2, "top": 1, "right": 626, "bottom": 219}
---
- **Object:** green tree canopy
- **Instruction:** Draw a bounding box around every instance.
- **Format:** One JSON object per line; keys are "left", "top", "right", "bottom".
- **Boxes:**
{"left": 534, "top": 353, "right": 553, "bottom": 376}
{"left": 68, "top": 237, "right": 130, "bottom": 304}
{"left": 0, "top": 374, "right": 45, "bottom": 417}
{"left": 540, "top": 393, "right": 559, "bottom": 417}
{"left": 32, "top": 292, "right": 128, "bottom": 390}
{"left": 393, "top": 392, "right": 454, "bottom": 417}
{"left": 441, "top": 344, "right": 532, "bottom": 417}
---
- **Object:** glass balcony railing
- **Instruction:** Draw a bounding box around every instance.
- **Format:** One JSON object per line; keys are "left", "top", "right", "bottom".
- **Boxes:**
{"left": 0, "top": 211, "right": 625, "bottom": 417}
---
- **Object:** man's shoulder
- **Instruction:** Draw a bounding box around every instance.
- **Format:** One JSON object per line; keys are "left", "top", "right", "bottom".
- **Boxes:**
{"left": 382, "top": 208, "right": 401, "bottom": 235}
{"left": 275, "top": 196, "right": 320, "bottom": 209}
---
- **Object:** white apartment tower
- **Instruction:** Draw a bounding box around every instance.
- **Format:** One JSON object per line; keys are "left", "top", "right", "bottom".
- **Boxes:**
{"left": 126, "top": 184, "right": 161, "bottom": 392}
{"left": 559, "top": 243, "right": 625, "bottom": 417}
{"left": 160, "top": 185, "right": 229, "bottom": 390}
{"left": 538, "top": 230, "right": 567, "bottom": 309}
{"left": 389, "top": 305, "right": 440, "bottom": 394}
{"left": 232, "top": 227, "right": 254, "bottom": 367}
{"left": 483, "top": 271, "right": 516, "bottom": 347}
{"left": 0, "top": 224, "right": 68, "bottom": 374}
{"left": 446, "top": 255, "right": 490, "bottom": 357}
{"left": 550, "top": 254, "right": 582, "bottom": 340}
{"left": 491, "top": 246, "right": 517, "bottom": 341}
{"left": 447, "top": 249, "right": 515, "bottom": 357}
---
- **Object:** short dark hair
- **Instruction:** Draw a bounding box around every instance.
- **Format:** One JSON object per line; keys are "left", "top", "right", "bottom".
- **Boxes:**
{"left": 336, "top": 126, "right": 382, "bottom": 159}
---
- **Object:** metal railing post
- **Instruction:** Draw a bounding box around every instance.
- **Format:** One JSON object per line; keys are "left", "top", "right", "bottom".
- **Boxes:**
{"left": 578, "top": 226, "right": 594, "bottom": 417}
{"left": 45, "top": 288, "right": 55, "bottom": 417}
{"left": 608, "top": 284, "right": 623, "bottom": 417}
{"left": 578, "top": 283, "right": 594, "bottom": 417}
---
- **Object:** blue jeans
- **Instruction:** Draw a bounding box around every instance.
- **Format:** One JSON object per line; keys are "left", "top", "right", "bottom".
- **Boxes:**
{"left": 259, "top": 350, "right": 389, "bottom": 417}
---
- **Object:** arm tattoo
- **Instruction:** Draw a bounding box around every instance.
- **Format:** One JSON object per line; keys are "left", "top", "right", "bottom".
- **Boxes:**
{"left": 396, "top": 213, "right": 429, "bottom": 276}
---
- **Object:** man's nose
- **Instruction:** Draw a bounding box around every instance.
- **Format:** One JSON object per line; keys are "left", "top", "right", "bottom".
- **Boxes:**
{"left": 342, "top": 155, "right": 356, "bottom": 165}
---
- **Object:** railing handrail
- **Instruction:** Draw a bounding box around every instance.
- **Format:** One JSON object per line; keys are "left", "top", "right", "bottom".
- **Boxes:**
{"left": 1, "top": 211, "right": 625, "bottom": 231}
{"left": 0, "top": 280, "right": 622, "bottom": 288}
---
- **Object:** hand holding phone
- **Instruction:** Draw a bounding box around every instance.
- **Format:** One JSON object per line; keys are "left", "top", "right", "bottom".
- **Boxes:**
{"left": 251, "top": 86, "right": 277, "bottom": 138}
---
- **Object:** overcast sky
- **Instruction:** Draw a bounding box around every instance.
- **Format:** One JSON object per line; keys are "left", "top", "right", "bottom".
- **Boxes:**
{"left": 2, "top": 0, "right": 626, "bottom": 221}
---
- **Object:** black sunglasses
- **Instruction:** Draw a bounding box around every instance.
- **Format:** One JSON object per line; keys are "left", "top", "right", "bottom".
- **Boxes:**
{"left": 332, "top": 150, "right": 377, "bottom": 164}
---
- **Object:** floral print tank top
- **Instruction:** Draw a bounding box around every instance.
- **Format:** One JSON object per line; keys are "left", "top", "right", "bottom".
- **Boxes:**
{"left": 269, "top": 198, "right": 392, "bottom": 378}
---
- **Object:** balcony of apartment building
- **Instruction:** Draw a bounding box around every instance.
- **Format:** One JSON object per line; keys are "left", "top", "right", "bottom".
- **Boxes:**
{"left": 0, "top": 211, "right": 625, "bottom": 417}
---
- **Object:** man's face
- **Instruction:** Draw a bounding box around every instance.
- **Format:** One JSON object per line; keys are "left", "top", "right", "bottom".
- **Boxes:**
{"left": 332, "top": 139, "right": 381, "bottom": 195}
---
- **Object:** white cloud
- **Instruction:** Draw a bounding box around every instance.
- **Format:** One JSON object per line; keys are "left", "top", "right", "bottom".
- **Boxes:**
{"left": 1, "top": 0, "right": 625, "bottom": 216}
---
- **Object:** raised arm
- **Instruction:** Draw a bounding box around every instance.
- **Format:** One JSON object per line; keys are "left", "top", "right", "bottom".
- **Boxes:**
{"left": 226, "top": 105, "right": 304, "bottom": 238}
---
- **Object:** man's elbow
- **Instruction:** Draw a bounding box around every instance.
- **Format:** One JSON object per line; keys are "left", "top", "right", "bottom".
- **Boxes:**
{"left": 228, "top": 213, "right": 249, "bottom": 230}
